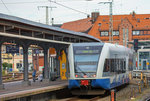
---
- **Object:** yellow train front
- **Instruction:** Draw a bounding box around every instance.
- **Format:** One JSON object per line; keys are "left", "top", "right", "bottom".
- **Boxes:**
{"left": 68, "top": 42, "right": 134, "bottom": 95}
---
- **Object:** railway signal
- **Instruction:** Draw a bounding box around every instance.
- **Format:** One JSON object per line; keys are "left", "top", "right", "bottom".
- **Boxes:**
{"left": 134, "top": 39, "right": 138, "bottom": 52}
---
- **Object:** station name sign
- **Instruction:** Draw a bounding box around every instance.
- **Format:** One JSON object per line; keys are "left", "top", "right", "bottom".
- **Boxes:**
{"left": 6, "top": 45, "right": 19, "bottom": 54}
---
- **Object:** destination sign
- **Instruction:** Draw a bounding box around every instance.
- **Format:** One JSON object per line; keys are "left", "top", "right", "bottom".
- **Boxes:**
{"left": 73, "top": 46, "right": 103, "bottom": 54}
{"left": 75, "top": 50, "right": 99, "bottom": 54}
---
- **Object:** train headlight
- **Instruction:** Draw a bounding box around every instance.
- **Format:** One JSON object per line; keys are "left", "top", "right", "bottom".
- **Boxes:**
{"left": 93, "top": 74, "right": 96, "bottom": 77}
{"left": 75, "top": 75, "right": 78, "bottom": 78}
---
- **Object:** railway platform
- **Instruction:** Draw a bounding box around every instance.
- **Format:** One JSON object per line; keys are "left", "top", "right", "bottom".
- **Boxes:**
{"left": 0, "top": 79, "right": 68, "bottom": 101}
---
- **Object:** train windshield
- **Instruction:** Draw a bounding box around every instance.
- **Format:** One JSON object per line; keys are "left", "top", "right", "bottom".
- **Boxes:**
{"left": 73, "top": 46, "right": 102, "bottom": 73}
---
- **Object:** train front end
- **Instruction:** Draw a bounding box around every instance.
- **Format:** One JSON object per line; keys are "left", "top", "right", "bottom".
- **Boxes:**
{"left": 68, "top": 43, "right": 105, "bottom": 95}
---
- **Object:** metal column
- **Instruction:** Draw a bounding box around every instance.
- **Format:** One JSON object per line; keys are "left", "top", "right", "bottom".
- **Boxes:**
{"left": 0, "top": 44, "right": 4, "bottom": 89}
{"left": 43, "top": 47, "right": 49, "bottom": 81}
{"left": 22, "top": 45, "right": 31, "bottom": 86}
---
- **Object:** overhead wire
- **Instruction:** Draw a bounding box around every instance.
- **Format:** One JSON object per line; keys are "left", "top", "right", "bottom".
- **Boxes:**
{"left": 0, "top": 0, "right": 89, "bottom": 16}
{"left": 0, "top": 1, "right": 48, "bottom": 4}
{"left": 49, "top": 0, "right": 89, "bottom": 16}
{"left": 1, "top": 0, "right": 12, "bottom": 14}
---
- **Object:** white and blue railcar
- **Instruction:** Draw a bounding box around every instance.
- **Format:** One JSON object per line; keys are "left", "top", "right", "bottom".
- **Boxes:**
{"left": 68, "top": 42, "right": 134, "bottom": 95}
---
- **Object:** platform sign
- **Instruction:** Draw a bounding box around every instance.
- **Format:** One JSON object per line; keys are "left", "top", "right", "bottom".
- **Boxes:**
{"left": 6, "top": 45, "right": 19, "bottom": 54}
{"left": 62, "top": 63, "right": 65, "bottom": 69}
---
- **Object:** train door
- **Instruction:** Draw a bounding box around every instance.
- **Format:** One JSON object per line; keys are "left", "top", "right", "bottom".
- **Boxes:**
{"left": 141, "top": 59, "right": 148, "bottom": 70}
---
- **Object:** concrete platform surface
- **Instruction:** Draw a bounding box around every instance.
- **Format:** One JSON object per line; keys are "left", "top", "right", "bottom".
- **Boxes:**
{"left": 0, "top": 80, "right": 68, "bottom": 100}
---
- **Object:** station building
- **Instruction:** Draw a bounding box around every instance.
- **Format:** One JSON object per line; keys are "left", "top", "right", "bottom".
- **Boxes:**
{"left": 61, "top": 12, "right": 150, "bottom": 47}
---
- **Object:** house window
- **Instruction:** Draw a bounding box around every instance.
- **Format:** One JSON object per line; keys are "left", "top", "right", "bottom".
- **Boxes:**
{"left": 113, "top": 31, "right": 119, "bottom": 36}
{"left": 132, "top": 31, "right": 140, "bottom": 35}
{"left": 133, "top": 30, "right": 150, "bottom": 35}
{"left": 101, "top": 31, "right": 108, "bottom": 36}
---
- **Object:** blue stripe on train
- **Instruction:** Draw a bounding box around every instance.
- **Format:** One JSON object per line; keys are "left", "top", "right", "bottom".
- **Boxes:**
{"left": 68, "top": 80, "right": 80, "bottom": 89}
{"left": 91, "top": 79, "right": 111, "bottom": 89}
{"left": 68, "top": 77, "right": 129, "bottom": 90}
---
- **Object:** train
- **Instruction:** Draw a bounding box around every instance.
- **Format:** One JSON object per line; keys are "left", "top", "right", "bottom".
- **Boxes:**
{"left": 68, "top": 42, "right": 134, "bottom": 95}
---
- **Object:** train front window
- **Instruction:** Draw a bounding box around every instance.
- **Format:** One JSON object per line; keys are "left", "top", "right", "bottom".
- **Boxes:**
{"left": 73, "top": 46, "right": 102, "bottom": 74}
{"left": 75, "top": 54, "right": 99, "bottom": 73}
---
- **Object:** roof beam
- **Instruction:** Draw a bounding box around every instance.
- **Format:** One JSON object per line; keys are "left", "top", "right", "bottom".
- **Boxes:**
{"left": 0, "top": 32, "right": 71, "bottom": 45}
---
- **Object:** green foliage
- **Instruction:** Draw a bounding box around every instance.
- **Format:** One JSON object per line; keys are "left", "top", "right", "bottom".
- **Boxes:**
{"left": 7, "top": 63, "right": 12, "bottom": 68}
{"left": 2, "top": 62, "right": 12, "bottom": 70}
{"left": 2, "top": 70, "right": 5, "bottom": 76}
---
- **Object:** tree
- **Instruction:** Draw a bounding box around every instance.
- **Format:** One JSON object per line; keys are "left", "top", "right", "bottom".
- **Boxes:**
{"left": 2, "top": 62, "right": 12, "bottom": 70}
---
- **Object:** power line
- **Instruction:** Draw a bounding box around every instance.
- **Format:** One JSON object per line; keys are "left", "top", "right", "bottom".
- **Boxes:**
{"left": 49, "top": 0, "right": 89, "bottom": 16}
{"left": 38, "top": 6, "right": 56, "bottom": 25}
{"left": 0, "top": 1, "right": 48, "bottom": 4}
{"left": 1, "top": 0, "right": 12, "bottom": 14}
{"left": 0, "top": 0, "right": 89, "bottom": 16}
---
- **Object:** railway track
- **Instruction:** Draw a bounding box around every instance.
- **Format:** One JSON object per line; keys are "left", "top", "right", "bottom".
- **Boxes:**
{"left": 61, "top": 95, "right": 109, "bottom": 101}
{"left": 145, "top": 97, "right": 150, "bottom": 101}
{"left": 59, "top": 84, "right": 133, "bottom": 101}
{"left": 64, "top": 96, "right": 102, "bottom": 101}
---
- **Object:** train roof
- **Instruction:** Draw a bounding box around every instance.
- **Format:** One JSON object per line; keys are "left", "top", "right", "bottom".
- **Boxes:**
{"left": 71, "top": 42, "right": 134, "bottom": 52}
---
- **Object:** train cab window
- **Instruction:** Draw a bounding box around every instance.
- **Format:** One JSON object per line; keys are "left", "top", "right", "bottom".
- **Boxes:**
{"left": 103, "top": 59, "right": 110, "bottom": 72}
{"left": 103, "top": 59, "right": 110, "bottom": 77}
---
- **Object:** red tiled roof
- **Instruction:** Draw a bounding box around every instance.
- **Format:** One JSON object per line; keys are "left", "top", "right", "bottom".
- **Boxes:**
{"left": 92, "top": 14, "right": 150, "bottom": 31}
{"left": 61, "top": 17, "right": 92, "bottom": 32}
{"left": 88, "top": 14, "right": 150, "bottom": 38}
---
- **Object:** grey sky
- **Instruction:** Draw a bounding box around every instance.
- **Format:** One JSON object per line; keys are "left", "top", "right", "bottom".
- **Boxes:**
{"left": 0, "top": 0, "right": 149, "bottom": 24}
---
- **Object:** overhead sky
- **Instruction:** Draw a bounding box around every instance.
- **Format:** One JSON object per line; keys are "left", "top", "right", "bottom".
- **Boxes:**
{"left": 0, "top": 0, "right": 149, "bottom": 24}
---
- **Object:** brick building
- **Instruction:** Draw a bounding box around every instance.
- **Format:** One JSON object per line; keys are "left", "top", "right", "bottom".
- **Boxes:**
{"left": 61, "top": 12, "right": 150, "bottom": 48}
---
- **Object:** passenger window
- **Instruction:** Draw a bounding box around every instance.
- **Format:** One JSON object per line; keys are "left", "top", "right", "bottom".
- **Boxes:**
{"left": 103, "top": 58, "right": 127, "bottom": 77}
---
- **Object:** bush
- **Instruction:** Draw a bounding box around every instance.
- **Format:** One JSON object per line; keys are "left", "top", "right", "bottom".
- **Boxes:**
{"left": 2, "top": 70, "right": 5, "bottom": 76}
{"left": 2, "top": 62, "right": 12, "bottom": 71}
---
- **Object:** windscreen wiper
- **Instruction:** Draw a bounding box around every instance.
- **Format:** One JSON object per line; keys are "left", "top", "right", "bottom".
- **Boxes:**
{"left": 77, "top": 66, "right": 86, "bottom": 75}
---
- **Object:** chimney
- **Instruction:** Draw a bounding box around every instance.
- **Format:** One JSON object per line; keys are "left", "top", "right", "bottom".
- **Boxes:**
{"left": 132, "top": 11, "right": 136, "bottom": 17}
{"left": 91, "top": 12, "right": 99, "bottom": 23}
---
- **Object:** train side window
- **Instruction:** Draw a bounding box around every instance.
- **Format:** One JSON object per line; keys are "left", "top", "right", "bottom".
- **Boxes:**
{"left": 103, "top": 58, "right": 127, "bottom": 77}
{"left": 117, "top": 59, "right": 126, "bottom": 74}
{"left": 123, "top": 60, "right": 126, "bottom": 73}
{"left": 110, "top": 59, "right": 115, "bottom": 72}
{"left": 109, "top": 59, "right": 126, "bottom": 74}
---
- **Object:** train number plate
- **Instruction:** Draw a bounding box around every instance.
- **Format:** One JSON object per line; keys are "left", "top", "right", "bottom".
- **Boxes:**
{"left": 80, "top": 80, "right": 89, "bottom": 86}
